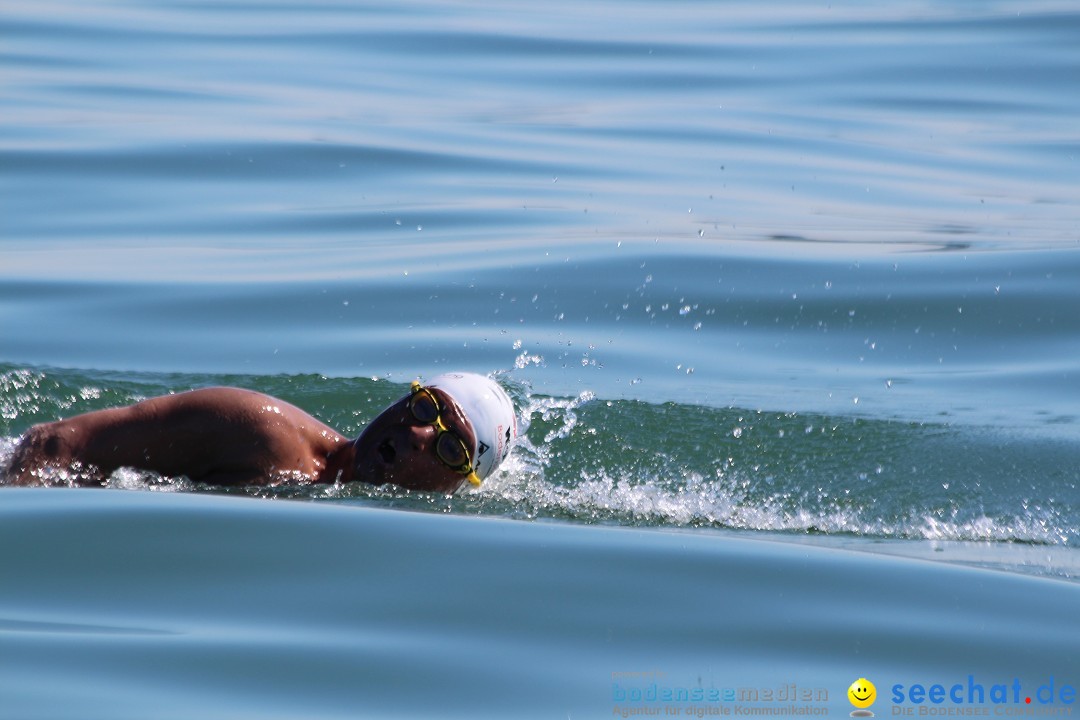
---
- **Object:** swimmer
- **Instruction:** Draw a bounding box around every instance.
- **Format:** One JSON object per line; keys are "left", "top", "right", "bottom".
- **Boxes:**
{"left": 4, "top": 373, "right": 517, "bottom": 494}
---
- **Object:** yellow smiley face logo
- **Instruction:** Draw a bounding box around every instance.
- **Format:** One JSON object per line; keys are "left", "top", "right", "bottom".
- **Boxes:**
{"left": 848, "top": 678, "right": 876, "bottom": 708}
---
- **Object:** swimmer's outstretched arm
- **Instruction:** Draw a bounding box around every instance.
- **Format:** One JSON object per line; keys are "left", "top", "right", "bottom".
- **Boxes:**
{"left": 5, "top": 388, "right": 351, "bottom": 486}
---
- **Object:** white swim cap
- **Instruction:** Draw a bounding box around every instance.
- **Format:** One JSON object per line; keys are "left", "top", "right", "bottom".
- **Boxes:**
{"left": 427, "top": 372, "right": 517, "bottom": 484}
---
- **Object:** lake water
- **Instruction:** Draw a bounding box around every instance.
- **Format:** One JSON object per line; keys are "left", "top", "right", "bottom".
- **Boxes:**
{"left": 1, "top": 1, "right": 1079, "bottom": 718}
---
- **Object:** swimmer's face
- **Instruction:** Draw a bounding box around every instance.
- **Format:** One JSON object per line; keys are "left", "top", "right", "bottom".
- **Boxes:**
{"left": 352, "top": 388, "right": 477, "bottom": 494}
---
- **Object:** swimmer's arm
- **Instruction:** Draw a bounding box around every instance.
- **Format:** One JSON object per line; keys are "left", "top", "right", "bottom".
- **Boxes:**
{"left": 6, "top": 389, "right": 263, "bottom": 485}
{"left": 6, "top": 387, "right": 345, "bottom": 486}
{"left": 7, "top": 399, "right": 193, "bottom": 485}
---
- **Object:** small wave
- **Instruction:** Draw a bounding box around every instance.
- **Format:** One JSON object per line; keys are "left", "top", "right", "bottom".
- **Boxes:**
{"left": 2, "top": 431, "right": 1073, "bottom": 547}
{"left": 3, "top": 366, "right": 1077, "bottom": 548}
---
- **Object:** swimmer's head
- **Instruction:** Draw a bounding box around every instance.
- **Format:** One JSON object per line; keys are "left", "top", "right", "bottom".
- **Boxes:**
{"left": 425, "top": 372, "right": 517, "bottom": 484}
{"left": 352, "top": 372, "right": 517, "bottom": 493}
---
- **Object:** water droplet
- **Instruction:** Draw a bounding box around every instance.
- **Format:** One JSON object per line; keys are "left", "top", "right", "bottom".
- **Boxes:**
{"left": 732, "top": 427, "right": 743, "bottom": 438}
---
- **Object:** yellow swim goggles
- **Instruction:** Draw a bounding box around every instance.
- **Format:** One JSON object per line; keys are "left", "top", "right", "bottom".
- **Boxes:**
{"left": 409, "top": 381, "right": 482, "bottom": 486}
